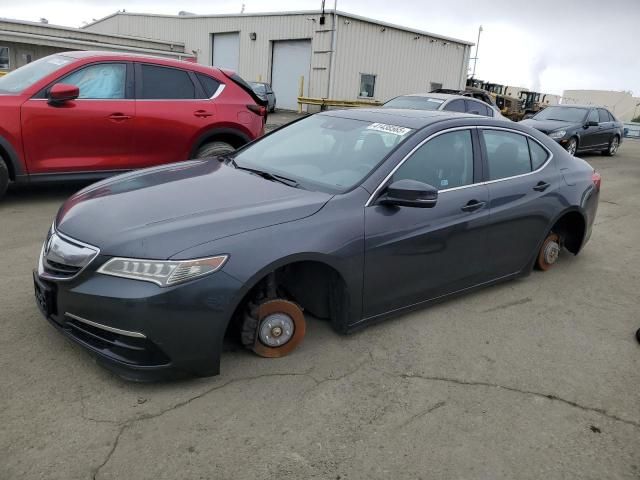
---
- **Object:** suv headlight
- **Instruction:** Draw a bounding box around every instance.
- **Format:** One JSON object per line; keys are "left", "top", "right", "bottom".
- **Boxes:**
{"left": 549, "top": 129, "right": 567, "bottom": 139}
{"left": 97, "top": 255, "right": 228, "bottom": 286}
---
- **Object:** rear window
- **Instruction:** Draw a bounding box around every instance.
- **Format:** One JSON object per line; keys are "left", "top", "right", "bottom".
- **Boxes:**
{"left": 382, "top": 96, "right": 445, "bottom": 110}
{"left": 139, "top": 64, "right": 195, "bottom": 99}
{"left": 196, "top": 73, "right": 222, "bottom": 98}
{"left": 598, "top": 109, "right": 610, "bottom": 123}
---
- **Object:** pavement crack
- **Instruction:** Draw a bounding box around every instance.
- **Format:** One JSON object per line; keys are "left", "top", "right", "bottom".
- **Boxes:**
{"left": 481, "top": 297, "right": 532, "bottom": 313}
{"left": 396, "top": 400, "right": 447, "bottom": 430}
{"left": 92, "top": 423, "right": 128, "bottom": 480}
{"left": 397, "top": 373, "right": 640, "bottom": 429}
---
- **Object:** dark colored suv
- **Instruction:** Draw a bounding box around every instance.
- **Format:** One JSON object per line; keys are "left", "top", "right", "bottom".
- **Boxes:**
{"left": 0, "top": 51, "right": 266, "bottom": 199}
{"left": 520, "top": 105, "right": 623, "bottom": 156}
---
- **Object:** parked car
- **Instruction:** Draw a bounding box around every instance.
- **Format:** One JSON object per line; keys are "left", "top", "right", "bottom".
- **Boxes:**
{"left": 34, "top": 109, "right": 600, "bottom": 379}
{"left": 382, "top": 93, "right": 509, "bottom": 121}
{"left": 0, "top": 51, "right": 267, "bottom": 199}
{"left": 249, "top": 81, "right": 276, "bottom": 112}
{"left": 520, "top": 105, "right": 623, "bottom": 156}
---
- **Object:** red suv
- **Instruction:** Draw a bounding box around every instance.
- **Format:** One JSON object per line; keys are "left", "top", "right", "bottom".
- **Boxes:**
{"left": 0, "top": 51, "right": 266, "bottom": 199}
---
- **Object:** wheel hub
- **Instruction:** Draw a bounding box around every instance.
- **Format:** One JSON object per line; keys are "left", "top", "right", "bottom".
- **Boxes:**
{"left": 610, "top": 138, "right": 619, "bottom": 154}
{"left": 258, "top": 312, "right": 295, "bottom": 347}
{"left": 544, "top": 241, "right": 560, "bottom": 265}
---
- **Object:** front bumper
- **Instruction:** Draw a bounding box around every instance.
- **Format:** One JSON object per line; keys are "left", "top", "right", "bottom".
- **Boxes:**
{"left": 33, "top": 260, "right": 243, "bottom": 381}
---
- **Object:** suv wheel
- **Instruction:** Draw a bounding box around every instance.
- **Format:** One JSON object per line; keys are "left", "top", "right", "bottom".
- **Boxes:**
{"left": 0, "top": 160, "right": 9, "bottom": 200}
{"left": 194, "top": 141, "right": 236, "bottom": 159}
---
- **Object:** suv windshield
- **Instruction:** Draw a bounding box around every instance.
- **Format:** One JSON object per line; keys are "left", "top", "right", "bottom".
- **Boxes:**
{"left": 383, "top": 96, "right": 445, "bottom": 110}
{"left": 534, "top": 106, "right": 588, "bottom": 123}
{"left": 0, "top": 55, "right": 74, "bottom": 94}
{"left": 233, "top": 114, "right": 415, "bottom": 193}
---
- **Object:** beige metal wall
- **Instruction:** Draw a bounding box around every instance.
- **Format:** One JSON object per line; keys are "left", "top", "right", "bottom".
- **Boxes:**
{"left": 562, "top": 90, "right": 640, "bottom": 121}
{"left": 331, "top": 15, "right": 470, "bottom": 102}
{"left": 86, "top": 12, "right": 470, "bottom": 103}
{"left": 0, "top": 42, "right": 65, "bottom": 71}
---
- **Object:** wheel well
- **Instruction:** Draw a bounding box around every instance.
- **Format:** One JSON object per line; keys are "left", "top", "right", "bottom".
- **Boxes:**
{"left": 194, "top": 131, "right": 248, "bottom": 155}
{"left": 0, "top": 146, "right": 14, "bottom": 180}
{"left": 552, "top": 211, "right": 585, "bottom": 254}
{"left": 226, "top": 261, "right": 349, "bottom": 341}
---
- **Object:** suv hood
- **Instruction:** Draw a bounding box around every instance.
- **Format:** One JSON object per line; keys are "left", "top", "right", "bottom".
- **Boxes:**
{"left": 56, "top": 160, "right": 332, "bottom": 259}
{"left": 520, "top": 118, "right": 576, "bottom": 134}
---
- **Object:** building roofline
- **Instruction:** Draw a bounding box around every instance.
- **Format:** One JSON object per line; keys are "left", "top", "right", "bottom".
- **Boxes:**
{"left": 83, "top": 10, "right": 474, "bottom": 46}
{"left": 0, "top": 17, "right": 185, "bottom": 47}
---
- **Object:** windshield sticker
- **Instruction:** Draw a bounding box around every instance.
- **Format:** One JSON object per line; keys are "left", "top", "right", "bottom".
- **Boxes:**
{"left": 367, "top": 123, "right": 412, "bottom": 136}
{"left": 427, "top": 98, "right": 445, "bottom": 104}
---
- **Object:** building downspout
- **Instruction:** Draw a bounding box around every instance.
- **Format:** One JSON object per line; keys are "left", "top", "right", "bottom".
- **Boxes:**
{"left": 327, "top": 2, "right": 338, "bottom": 100}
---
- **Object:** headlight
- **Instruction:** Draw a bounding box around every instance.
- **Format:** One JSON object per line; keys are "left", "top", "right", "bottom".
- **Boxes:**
{"left": 97, "top": 255, "right": 228, "bottom": 286}
{"left": 549, "top": 129, "right": 567, "bottom": 139}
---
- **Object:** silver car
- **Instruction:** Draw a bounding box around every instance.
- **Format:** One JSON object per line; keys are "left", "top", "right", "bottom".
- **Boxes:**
{"left": 383, "top": 92, "right": 510, "bottom": 121}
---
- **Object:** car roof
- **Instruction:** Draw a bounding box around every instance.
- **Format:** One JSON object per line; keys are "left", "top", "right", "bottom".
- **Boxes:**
{"left": 319, "top": 108, "right": 477, "bottom": 129}
{"left": 393, "top": 92, "right": 467, "bottom": 101}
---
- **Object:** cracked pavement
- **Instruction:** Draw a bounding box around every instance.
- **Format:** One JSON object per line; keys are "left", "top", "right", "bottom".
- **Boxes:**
{"left": 1, "top": 141, "right": 639, "bottom": 479}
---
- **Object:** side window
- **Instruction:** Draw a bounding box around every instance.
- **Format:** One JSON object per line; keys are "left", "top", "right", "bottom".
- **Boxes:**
{"left": 195, "top": 73, "right": 222, "bottom": 98}
{"left": 139, "top": 64, "right": 195, "bottom": 99}
{"left": 392, "top": 130, "right": 474, "bottom": 190}
{"left": 443, "top": 99, "right": 465, "bottom": 113}
{"left": 59, "top": 63, "right": 126, "bottom": 99}
{"left": 482, "top": 130, "right": 531, "bottom": 180}
{"left": 587, "top": 109, "right": 599, "bottom": 123}
{"left": 528, "top": 138, "right": 549, "bottom": 170}
{"left": 466, "top": 100, "right": 491, "bottom": 116}
{"left": 598, "top": 109, "right": 610, "bottom": 123}
{"left": 607, "top": 111, "right": 617, "bottom": 122}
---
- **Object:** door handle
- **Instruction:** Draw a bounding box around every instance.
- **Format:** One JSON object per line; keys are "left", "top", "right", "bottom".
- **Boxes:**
{"left": 533, "top": 181, "right": 550, "bottom": 192}
{"left": 194, "top": 110, "right": 213, "bottom": 118}
{"left": 460, "top": 200, "right": 485, "bottom": 212}
{"left": 108, "top": 113, "right": 132, "bottom": 121}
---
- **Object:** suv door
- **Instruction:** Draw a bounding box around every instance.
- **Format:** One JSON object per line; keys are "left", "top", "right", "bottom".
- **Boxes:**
{"left": 363, "top": 128, "right": 490, "bottom": 318}
{"left": 132, "top": 63, "right": 219, "bottom": 167}
{"left": 480, "top": 128, "right": 560, "bottom": 278}
{"left": 21, "top": 62, "right": 135, "bottom": 173}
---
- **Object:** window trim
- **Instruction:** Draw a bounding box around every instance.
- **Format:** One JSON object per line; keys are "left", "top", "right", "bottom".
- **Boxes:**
{"left": 194, "top": 72, "right": 226, "bottom": 99}
{"left": 0, "top": 45, "right": 10, "bottom": 70}
{"left": 358, "top": 73, "right": 376, "bottom": 99}
{"left": 365, "top": 126, "right": 553, "bottom": 207}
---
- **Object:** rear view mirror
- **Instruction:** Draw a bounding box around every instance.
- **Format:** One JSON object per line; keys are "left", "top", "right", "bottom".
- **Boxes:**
{"left": 379, "top": 179, "right": 438, "bottom": 208}
{"left": 48, "top": 83, "right": 79, "bottom": 105}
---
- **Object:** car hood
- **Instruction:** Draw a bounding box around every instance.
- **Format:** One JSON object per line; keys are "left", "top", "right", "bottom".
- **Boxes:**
{"left": 520, "top": 118, "right": 576, "bottom": 134}
{"left": 56, "top": 160, "right": 332, "bottom": 259}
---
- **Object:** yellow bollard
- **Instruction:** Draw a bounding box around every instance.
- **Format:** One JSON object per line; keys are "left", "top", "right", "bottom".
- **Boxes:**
{"left": 298, "top": 75, "right": 304, "bottom": 114}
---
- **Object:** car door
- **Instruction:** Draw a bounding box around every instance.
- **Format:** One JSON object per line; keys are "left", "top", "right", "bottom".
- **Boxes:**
{"left": 480, "top": 128, "right": 560, "bottom": 278}
{"left": 21, "top": 62, "right": 135, "bottom": 174}
{"left": 581, "top": 109, "right": 600, "bottom": 149}
{"left": 363, "top": 128, "right": 490, "bottom": 318}
{"left": 596, "top": 108, "right": 613, "bottom": 146}
{"left": 131, "top": 63, "right": 217, "bottom": 167}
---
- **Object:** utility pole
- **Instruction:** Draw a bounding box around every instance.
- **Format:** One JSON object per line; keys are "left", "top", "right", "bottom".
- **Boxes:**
{"left": 471, "top": 25, "right": 483, "bottom": 78}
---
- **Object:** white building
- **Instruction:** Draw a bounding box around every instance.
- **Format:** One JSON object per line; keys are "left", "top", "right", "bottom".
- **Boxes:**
{"left": 84, "top": 10, "right": 473, "bottom": 110}
{"left": 562, "top": 90, "right": 640, "bottom": 121}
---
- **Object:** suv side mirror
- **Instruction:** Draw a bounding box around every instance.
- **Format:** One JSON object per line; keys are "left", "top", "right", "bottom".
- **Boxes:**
{"left": 48, "top": 83, "right": 80, "bottom": 105}
{"left": 378, "top": 179, "right": 438, "bottom": 208}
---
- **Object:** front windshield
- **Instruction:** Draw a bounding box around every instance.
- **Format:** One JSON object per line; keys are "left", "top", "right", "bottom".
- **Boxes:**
{"left": 383, "top": 96, "right": 444, "bottom": 111}
{"left": 533, "top": 106, "right": 588, "bottom": 122}
{"left": 250, "top": 82, "right": 267, "bottom": 94}
{"left": 0, "top": 55, "right": 74, "bottom": 94}
{"left": 233, "top": 115, "right": 415, "bottom": 193}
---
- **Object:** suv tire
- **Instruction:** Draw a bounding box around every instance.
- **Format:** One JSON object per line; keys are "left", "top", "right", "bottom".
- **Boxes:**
{"left": 194, "top": 141, "right": 236, "bottom": 159}
{"left": 0, "top": 160, "right": 9, "bottom": 200}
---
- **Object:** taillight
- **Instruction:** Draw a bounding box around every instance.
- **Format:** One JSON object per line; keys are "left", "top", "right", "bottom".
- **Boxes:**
{"left": 246, "top": 104, "right": 266, "bottom": 117}
{"left": 592, "top": 171, "right": 601, "bottom": 191}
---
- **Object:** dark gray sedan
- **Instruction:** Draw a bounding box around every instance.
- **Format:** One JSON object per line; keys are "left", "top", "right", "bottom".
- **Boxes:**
{"left": 34, "top": 109, "right": 600, "bottom": 379}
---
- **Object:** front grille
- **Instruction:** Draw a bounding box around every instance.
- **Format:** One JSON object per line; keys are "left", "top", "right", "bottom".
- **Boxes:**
{"left": 65, "top": 318, "right": 171, "bottom": 367}
{"left": 42, "top": 258, "right": 82, "bottom": 278}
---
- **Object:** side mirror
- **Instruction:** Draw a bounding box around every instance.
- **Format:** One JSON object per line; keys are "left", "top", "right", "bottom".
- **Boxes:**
{"left": 378, "top": 179, "right": 438, "bottom": 208}
{"left": 585, "top": 120, "right": 599, "bottom": 127}
{"left": 48, "top": 83, "right": 79, "bottom": 105}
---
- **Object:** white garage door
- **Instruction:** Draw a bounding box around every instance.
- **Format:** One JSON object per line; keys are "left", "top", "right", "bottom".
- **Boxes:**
{"left": 271, "top": 40, "right": 312, "bottom": 110}
{"left": 212, "top": 32, "right": 239, "bottom": 71}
